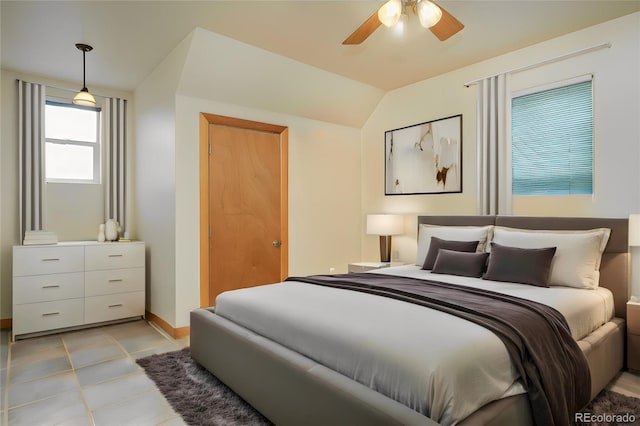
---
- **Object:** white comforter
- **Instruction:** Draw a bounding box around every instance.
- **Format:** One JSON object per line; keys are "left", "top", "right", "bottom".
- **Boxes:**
{"left": 214, "top": 265, "right": 614, "bottom": 425}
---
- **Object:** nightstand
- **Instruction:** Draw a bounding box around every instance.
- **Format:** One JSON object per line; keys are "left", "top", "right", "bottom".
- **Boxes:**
{"left": 628, "top": 301, "right": 640, "bottom": 372}
{"left": 348, "top": 262, "right": 405, "bottom": 273}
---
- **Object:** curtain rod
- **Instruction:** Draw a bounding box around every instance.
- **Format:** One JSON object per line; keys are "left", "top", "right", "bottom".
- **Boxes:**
{"left": 47, "top": 84, "right": 112, "bottom": 101}
{"left": 16, "top": 78, "right": 127, "bottom": 101}
{"left": 463, "top": 41, "right": 611, "bottom": 87}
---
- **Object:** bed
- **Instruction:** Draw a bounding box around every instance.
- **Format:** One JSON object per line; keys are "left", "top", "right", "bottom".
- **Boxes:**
{"left": 190, "top": 215, "right": 628, "bottom": 425}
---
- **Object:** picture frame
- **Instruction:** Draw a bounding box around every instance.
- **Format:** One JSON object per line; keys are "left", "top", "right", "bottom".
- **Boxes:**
{"left": 385, "top": 114, "right": 462, "bottom": 195}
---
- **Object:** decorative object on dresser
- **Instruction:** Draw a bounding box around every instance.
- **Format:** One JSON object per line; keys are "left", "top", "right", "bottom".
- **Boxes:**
{"left": 105, "top": 218, "right": 120, "bottom": 241}
{"left": 12, "top": 241, "right": 145, "bottom": 340}
{"left": 366, "top": 214, "right": 403, "bottom": 263}
{"left": 97, "top": 224, "right": 106, "bottom": 242}
{"left": 385, "top": 114, "right": 462, "bottom": 195}
{"left": 23, "top": 230, "right": 58, "bottom": 245}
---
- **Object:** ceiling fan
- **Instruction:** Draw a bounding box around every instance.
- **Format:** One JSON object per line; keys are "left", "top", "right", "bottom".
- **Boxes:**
{"left": 343, "top": 0, "right": 464, "bottom": 45}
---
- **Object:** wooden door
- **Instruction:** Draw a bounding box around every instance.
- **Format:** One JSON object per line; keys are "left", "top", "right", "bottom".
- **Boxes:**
{"left": 199, "top": 114, "right": 288, "bottom": 307}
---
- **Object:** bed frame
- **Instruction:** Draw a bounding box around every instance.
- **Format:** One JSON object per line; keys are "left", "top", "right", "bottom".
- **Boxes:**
{"left": 191, "top": 216, "right": 628, "bottom": 426}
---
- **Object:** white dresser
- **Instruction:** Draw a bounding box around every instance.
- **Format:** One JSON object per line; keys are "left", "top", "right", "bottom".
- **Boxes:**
{"left": 12, "top": 241, "right": 145, "bottom": 339}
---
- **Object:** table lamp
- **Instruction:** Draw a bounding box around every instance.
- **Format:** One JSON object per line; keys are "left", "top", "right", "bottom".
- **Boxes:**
{"left": 367, "top": 214, "right": 403, "bottom": 263}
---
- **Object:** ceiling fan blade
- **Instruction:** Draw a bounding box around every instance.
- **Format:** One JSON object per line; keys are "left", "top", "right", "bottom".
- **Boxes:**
{"left": 429, "top": 3, "right": 464, "bottom": 41}
{"left": 342, "top": 12, "right": 382, "bottom": 45}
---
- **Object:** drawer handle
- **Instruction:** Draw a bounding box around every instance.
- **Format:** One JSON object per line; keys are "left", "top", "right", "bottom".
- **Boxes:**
{"left": 108, "top": 304, "right": 123, "bottom": 308}
{"left": 42, "top": 285, "right": 61, "bottom": 289}
{"left": 41, "top": 258, "right": 60, "bottom": 262}
{"left": 108, "top": 254, "right": 123, "bottom": 258}
{"left": 42, "top": 312, "right": 60, "bottom": 317}
{"left": 108, "top": 279, "right": 123, "bottom": 283}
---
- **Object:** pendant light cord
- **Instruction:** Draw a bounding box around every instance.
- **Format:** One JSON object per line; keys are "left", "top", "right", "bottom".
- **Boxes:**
{"left": 82, "top": 49, "right": 87, "bottom": 90}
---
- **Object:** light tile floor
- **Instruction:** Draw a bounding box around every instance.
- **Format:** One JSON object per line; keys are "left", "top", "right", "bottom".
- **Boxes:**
{"left": 608, "top": 369, "right": 640, "bottom": 399}
{"left": 1, "top": 321, "right": 639, "bottom": 426}
{"left": 1, "top": 320, "right": 189, "bottom": 426}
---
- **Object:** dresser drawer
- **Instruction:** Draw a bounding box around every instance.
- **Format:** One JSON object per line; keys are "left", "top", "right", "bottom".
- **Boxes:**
{"left": 85, "top": 268, "right": 144, "bottom": 297}
{"left": 84, "top": 291, "right": 144, "bottom": 324}
{"left": 13, "top": 272, "right": 84, "bottom": 304}
{"left": 13, "top": 246, "right": 84, "bottom": 276}
{"left": 85, "top": 243, "right": 145, "bottom": 271}
{"left": 13, "top": 299, "right": 84, "bottom": 336}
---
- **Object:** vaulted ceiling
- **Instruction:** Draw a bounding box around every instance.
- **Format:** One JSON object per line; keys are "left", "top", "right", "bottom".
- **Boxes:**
{"left": 2, "top": 1, "right": 639, "bottom": 93}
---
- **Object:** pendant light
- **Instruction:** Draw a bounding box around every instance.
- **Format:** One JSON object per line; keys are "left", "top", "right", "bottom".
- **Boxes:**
{"left": 72, "top": 43, "right": 96, "bottom": 107}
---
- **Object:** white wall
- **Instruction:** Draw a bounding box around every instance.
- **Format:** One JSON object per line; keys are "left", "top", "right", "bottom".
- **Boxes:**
{"left": 361, "top": 12, "right": 640, "bottom": 264}
{"left": 0, "top": 70, "right": 133, "bottom": 321}
{"left": 134, "top": 32, "right": 193, "bottom": 328}
{"left": 177, "top": 28, "right": 384, "bottom": 129}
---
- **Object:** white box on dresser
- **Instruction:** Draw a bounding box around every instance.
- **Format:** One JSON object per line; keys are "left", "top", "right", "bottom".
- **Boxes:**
{"left": 12, "top": 241, "right": 145, "bottom": 340}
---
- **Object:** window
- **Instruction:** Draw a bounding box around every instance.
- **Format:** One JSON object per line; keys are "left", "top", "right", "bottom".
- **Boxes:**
{"left": 45, "top": 101, "right": 101, "bottom": 183}
{"left": 511, "top": 78, "right": 593, "bottom": 195}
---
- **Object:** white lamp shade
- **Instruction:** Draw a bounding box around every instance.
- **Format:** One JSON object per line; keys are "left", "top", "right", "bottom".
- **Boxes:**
{"left": 378, "top": 0, "right": 402, "bottom": 27}
{"left": 367, "top": 214, "right": 403, "bottom": 236}
{"left": 417, "top": 0, "right": 443, "bottom": 28}
{"left": 73, "top": 90, "right": 96, "bottom": 107}
{"left": 630, "top": 214, "right": 640, "bottom": 246}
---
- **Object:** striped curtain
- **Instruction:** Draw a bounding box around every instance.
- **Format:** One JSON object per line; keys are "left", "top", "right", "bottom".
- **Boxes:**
{"left": 18, "top": 80, "right": 47, "bottom": 242}
{"left": 103, "top": 97, "right": 128, "bottom": 238}
{"left": 476, "top": 74, "right": 512, "bottom": 215}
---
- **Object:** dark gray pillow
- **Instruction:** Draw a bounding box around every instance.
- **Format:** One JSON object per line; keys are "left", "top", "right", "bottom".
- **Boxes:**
{"left": 432, "top": 249, "right": 490, "bottom": 278}
{"left": 422, "top": 237, "right": 479, "bottom": 270}
{"left": 483, "top": 242, "right": 557, "bottom": 287}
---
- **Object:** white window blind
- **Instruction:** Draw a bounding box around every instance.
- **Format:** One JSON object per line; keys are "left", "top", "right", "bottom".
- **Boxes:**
{"left": 511, "top": 79, "right": 593, "bottom": 195}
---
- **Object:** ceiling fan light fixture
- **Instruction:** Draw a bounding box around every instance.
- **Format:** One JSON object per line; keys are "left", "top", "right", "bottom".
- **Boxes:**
{"left": 378, "top": 0, "right": 403, "bottom": 27}
{"left": 73, "top": 43, "right": 96, "bottom": 107}
{"left": 417, "top": 0, "right": 443, "bottom": 29}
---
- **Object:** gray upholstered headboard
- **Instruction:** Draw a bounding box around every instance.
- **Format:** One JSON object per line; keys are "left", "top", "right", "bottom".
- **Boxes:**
{"left": 417, "top": 215, "right": 629, "bottom": 319}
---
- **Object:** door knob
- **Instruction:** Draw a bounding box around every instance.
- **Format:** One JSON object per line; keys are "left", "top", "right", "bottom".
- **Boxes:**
{"left": 272, "top": 240, "right": 282, "bottom": 247}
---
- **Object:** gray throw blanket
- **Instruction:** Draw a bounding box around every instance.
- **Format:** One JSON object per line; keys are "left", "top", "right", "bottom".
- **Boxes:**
{"left": 286, "top": 273, "right": 590, "bottom": 426}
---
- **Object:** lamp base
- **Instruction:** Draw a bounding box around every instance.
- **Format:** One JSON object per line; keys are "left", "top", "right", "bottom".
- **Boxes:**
{"left": 379, "top": 235, "right": 392, "bottom": 263}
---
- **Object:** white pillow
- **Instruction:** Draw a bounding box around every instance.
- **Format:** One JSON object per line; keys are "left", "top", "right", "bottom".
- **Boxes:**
{"left": 416, "top": 225, "right": 494, "bottom": 266}
{"left": 491, "top": 227, "right": 611, "bottom": 289}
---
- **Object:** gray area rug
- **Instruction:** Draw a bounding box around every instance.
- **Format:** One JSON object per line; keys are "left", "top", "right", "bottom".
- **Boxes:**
{"left": 577, "top": 388, "right": 640, "bottom": 426}
{"left": 137, "top": 347, "right": 640, "bottom": 426}
{"left": 136, "top": 347, "right": 272, "bottom": 426}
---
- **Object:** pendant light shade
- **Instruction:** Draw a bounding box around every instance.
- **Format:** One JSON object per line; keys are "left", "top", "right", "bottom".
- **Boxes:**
{"left": 73, "top": 43, "right": 96, "bottom": 107}
{"left": 73, "top": 88, "right": 96, "bottom": 107}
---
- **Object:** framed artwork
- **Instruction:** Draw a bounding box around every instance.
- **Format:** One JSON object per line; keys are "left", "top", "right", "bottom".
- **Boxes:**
{"left": 385, "top": 114, "right": 462, "bottom": 195}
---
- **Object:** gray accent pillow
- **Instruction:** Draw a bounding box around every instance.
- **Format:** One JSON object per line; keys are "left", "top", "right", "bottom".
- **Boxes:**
{"left": 483, "top": 242, "right": 557, "bottom": 287}
{"left": 432, "top": 249, "right": 490, "bottom": 278}
{"left": 422, "top": 237, "right": 479, "bottom": 270}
